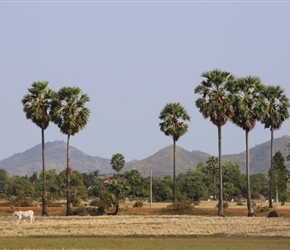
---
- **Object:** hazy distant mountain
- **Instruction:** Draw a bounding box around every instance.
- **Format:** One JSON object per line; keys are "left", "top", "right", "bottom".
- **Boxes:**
{"left": 0, "top": 141, "right": 111, "bottom": 177}
{"left": 0, "top": 136, "right": 289, "bottom": 177}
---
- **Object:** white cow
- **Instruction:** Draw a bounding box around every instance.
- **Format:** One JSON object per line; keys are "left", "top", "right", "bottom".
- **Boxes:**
{"left": 12, "top": 210, "right": 36, "bottom": 224}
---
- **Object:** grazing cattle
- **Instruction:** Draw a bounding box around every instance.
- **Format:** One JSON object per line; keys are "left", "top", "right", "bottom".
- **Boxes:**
{"left": 12, "top": 210, "right": 36, "bottom": 224}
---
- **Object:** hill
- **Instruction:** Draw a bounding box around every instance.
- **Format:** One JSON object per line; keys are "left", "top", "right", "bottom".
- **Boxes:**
{"left": 0, "top": 136, "right": 289, "bottom": 177}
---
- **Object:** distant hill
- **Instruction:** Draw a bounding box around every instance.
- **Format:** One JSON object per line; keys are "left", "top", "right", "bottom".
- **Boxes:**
{"left": 0, "top": 141, "right": 111, "bottom": 177}
{"left": 0, "top": 136, "right": 289, "bottom": 177}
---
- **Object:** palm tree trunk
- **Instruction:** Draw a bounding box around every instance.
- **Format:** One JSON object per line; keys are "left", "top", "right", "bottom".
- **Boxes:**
{"left": 173, "top": 139, "right": 176, "bottom": 203}
{"left": 41, "top": 128, "right": 48, "bottom": 216}
{"left": 218, "top": 125, "right": 224, "bottom": 216}
{"left": 246, "top": 130, "right": 255, "bottom": 216}
{"left": 269, "top": 127, "right": 274, "bottom": 208}
{"left": 66, "top": 134, "right": 72, "bottom": 216}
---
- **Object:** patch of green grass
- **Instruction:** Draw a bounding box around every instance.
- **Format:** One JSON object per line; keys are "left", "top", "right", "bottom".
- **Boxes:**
{"left": 1, "top": 237, "right": 290, "bottom": 250}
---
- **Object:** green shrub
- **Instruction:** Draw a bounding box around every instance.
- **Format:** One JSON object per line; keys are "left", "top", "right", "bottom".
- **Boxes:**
{"left": 133, "top": 200, "right": 143, "bottom": 207}
{"left": 163, "top": 200, "right": 195, "bottom": 215}
{"left": 72, "top": 206, "right": 87, "bottom": 216}
{"left": 90, "top": 199, "right": 99, "bottom": 206}
{"left": 236, "top": 201, "right": 244, "bottom": 206}
{"left": 256, "top": 205, "right": 269, "bottom": 213}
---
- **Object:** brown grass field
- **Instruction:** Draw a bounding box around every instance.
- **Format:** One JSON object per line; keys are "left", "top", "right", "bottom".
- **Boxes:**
{"left": 1, "top": 201, "right": 290, "bottom": 249}
{"left": 1, "top": 200, "right": 290, "bottom": 238}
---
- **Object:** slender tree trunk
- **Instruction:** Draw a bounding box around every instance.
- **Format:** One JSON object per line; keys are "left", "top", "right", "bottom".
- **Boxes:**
{"left": 173, "top": 139, "right": 176, "bottom": 203}
{"left": 66, "top": 134, "right": 72, "bottom": 216}
{"left": 41, "top": 128, "right": 49, "bottom": 216}
{"left": 276, "top": 188, "right": 279, "bottom": 207}
{"left": 213, "top": 171, "right": 216, "bottom": 200}
{"left": 269, "top": 127, "right": 274, "bottom": 208}
{"left": 246, "top": 130, "right": 255, "bottom": 216}
{"left": 217, "top": 125, "right": 224, "bottom": 216}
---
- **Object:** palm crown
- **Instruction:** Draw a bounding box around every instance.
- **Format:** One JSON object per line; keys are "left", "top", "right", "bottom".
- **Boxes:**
{"left": 50, "top": 87, "right": 90, "bottom": 136}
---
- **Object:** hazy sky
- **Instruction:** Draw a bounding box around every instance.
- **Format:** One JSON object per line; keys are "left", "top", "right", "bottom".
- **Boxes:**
{"left": 1, "top": 1, "right": 290, "bottom": 163}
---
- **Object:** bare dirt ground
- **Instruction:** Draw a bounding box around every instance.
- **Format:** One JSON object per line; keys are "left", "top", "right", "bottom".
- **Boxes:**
{"left": 1, "top": 201, "right": 290, "bottom": 238}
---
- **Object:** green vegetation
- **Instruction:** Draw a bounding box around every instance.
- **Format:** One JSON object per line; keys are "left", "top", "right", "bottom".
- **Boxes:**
{"left": 1, "top": 237, "right": 290, "bottom": 250}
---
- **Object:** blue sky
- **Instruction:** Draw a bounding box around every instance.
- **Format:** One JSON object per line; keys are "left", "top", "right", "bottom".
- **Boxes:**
{"left": 1, "top": 1, "right": 290, "bottom": 163}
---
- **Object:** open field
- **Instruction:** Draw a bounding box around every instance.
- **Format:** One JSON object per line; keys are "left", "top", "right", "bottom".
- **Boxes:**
{"left": 1, "top": 201, "right": 290, "bottom": 249}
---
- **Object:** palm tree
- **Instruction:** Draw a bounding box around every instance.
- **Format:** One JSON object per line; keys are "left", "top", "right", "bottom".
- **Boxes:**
{"left": 159, "top": 102, "right": 190, "bottom": 203}
{"left": 21, "top": 81, "right": 52, "bottom": 216}
{"left": 110, "top": 153, "right": 125, "bottom": 177}
{"left": 195, "top": 69, "right": 235, "bottom": 216}
{"left": 228, "top": 76, "right": 267, "bottom": 216}
{"left": 261, "top": 85, "right": 290, "bottom": 207}
{"left": 50, "top": 87, "right": 90, "bottom": 216}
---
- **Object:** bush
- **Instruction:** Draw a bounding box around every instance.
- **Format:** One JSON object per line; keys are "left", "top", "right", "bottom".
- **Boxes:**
{"left": 72, "top": 206, "right": 87, "bottom": 216}
{"left": 133, "top": 200, "right": 143, "bottom": 207}
{"left": 163, "top": 200, "right": 195, "bottom": 215}
{"left": 256, "top": 205, "right": 269, "bottom": 213}
{"left": 90, "top": 199, "right": 99, "bottom": 206}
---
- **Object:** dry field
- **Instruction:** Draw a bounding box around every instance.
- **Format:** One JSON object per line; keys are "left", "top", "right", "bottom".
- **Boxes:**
{"left": 1, "top": 201, "right": 290, "bottom": 238}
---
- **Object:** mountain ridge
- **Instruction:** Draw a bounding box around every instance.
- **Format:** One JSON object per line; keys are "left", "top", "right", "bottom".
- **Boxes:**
{"left": 0, "top": 136, "right": 289, "bottom": 177}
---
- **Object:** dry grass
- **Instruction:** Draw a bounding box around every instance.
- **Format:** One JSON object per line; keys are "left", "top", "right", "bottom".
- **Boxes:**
{"left": 1, "top": 200, "right": 290, "bottom": 238}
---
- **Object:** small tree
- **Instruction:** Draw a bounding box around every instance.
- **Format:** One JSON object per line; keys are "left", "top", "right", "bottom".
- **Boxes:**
{"left": 268, "top": 151, "right": 289, "bottom": 207}
{"left": 206, "top": 156, "right": 219, "bottom": 200}
{"left": 110, "top": 153, "right": 125, "bottom": 176}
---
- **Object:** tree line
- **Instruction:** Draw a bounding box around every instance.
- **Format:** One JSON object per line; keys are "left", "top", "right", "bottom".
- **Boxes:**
{"left": 0, "top": 152, "right": 288, "bottom": 215}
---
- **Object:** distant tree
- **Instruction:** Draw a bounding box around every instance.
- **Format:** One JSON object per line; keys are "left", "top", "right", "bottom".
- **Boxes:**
{"left": 268, "top": 151, "right": 289, "bottom": 206}
{"left": 110, "top": 153, "right": 125, "bottom": 176}
{"left": 206, "top": 156, "right": 219, "bottom": 200}
{"left": 223, "top": 161, "right": 244, "bottom": 201}
{"left": 104, "top": 179, "right": 130, "bottom": 215}
{"left": 179, "top": 169, "right": 207, "bottom": 202}
{"left": 5, "top": 176, "right": 36, "bottom": 206}
{"left": 261, "top": 85, "right": 290, "bottom": 207}
{"left": 123, "top": 169, "right": 143, "bottom": 199}
{"left": 50, "top": 87, "right": 90, "bottom": 215}
{"left": 250, "top": 173, "right": 268, "bottom": 199}
{"left": 195, "top": 69, "right": 235, "bottom": 216}
{"left": 228, "top": 76, "right": 267, "bottom": 216}
{"left": 22, "top": 81, "right": 52, "bottom": 216}
{"left": 159, "top": 102, "right": 190, "bottom": 203}
{"left": 152, "top": 176, "right": 173, "bottom": 202}
{"left": 0, "top": 169, "right": 9, "bottom": 199}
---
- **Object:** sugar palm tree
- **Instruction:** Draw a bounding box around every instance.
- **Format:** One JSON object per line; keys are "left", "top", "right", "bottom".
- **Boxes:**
{"left": 195, "top": 69, "right": 235, "bottom": 216}
{"left": 159, "top": 102, "right": 190, "bottom": 203}
{"left": 228, "top": 76, "right": 267, "bottom": 216}
{"left": 111, "top": 153, "right": 125, "bottom": 177}
{"left": 50, "top": 87, "right": 90, "bottom": 216}
{"left": 22, "top": 81, "right": 52, "bottom": 216}
{"left": 261, "top": 85, "right": 290, "bottom": 207}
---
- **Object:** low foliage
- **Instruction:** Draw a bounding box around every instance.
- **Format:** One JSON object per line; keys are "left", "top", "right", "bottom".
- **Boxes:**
{"left": 163, "top": 200, "right": 195, "bottom": 215}
{"left": 133, "top": 200, "right": 143, "bottom": 207}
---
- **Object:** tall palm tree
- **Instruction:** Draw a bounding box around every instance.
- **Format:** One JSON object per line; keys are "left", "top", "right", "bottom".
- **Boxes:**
{"left": 22, "top": 81, "right": 52, "bottom": 216}
{"left": 111, "top": 153, "right": 125, "bottom": 177}
{"left": 228, "top": 76, "right": 267, "bottom": 216}
{"left": 261, "top": 85, "right": 290, "bottom": 207}
{"left": 50, "top": 87, "right": 90, "bottom": 216}
{"left": 159, "top": 102, "right": 190, "bottom": 203}
{"left": 195, "top": 69, "right": 235, "bottom": 216}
